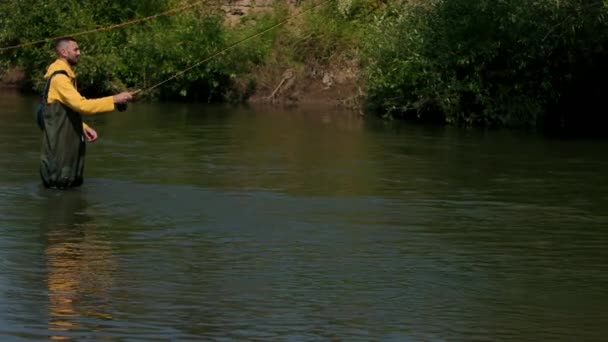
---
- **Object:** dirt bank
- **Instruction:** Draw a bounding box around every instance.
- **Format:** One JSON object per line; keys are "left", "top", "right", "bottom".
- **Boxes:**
{"left": 0, "top": 67, "right": 24, "bottom": 89}
{"left": 244, "top": 58, "right": 363, "bottom": 111}
{"left": 225, "top": 0, "right": 365, "bottom": 111}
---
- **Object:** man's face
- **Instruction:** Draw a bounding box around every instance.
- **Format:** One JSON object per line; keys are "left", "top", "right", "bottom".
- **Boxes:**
{"left": 60, "top": 41, "right": 81, "bottom": 66}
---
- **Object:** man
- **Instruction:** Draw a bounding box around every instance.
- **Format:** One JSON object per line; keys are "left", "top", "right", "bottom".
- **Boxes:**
{"left": 40, "top": 36, "right": 132, "bottom": 189}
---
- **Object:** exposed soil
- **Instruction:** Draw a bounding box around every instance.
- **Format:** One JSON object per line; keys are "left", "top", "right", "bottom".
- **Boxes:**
{"left": 0, "top": 67, "right": 24, "bottom": 89}
{"left": 244, "top": 58, "right": 364, "bottom": 112}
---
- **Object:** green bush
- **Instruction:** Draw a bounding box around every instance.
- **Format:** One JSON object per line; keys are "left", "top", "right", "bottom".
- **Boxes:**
{"left": 363, "top": 0, "right": 608, "bottom": 132}
{"left": 362, "top": 5, "right": 438, "bottom": 120}
{"left": 265, "top": 0, "right": 372, "bottom": 68}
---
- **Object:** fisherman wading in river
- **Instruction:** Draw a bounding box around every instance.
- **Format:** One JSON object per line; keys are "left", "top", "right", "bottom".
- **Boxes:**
{"left": 39, "top": 37, "right": 132, "bottom": 189}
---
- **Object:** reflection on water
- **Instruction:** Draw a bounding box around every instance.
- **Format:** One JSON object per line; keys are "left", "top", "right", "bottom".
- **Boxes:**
{"left": 41, "top": 190, "right": 116, "bottom": 340}
{"left": 1, "top": 91, "right": 608, "bottom": 341}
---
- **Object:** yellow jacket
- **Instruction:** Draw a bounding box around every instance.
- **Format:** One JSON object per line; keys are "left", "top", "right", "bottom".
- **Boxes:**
{"left": 44, "top": 59, "right": 115, "bottom": 118}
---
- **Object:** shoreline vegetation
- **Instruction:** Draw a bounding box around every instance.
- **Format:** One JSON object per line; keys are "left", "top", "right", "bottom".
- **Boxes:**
{"left": 1, "top": 0, "right": 607, "bottom": 135}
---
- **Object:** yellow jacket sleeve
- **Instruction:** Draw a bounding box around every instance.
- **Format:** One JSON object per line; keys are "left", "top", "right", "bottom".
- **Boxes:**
{"left": 51, "top": 74, "right": 115, "bottom": 115}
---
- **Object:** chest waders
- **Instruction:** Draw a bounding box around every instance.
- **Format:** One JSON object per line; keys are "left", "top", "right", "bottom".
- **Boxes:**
{"left": 39, "top": 71, "right": 86, "bottom": 189}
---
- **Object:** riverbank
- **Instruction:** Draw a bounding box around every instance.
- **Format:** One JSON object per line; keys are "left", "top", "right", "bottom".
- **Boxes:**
{"left": 3, "top": 0, "right": 607, "bottom": 135}
{"left": 0, "top": 66, "right": 364, "bottom": 112}
{"left": 219, "top": 0, "right": 358, "bottom": 102}
{"left": 0, "top": 0, "right": 370, "bottom": 111}
{"left": 0, "top": 67, "right": 23, "bottom": 90}
{"left": 245, "top": 59, "right": 362, "bottom": 110}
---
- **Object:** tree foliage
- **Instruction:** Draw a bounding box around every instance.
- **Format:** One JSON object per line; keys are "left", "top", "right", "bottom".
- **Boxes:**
{"left": 0, "top": 0, "right": 275, "bottom": 102}
{"left": 363, "top": 0, "right": 608, "bottom": 133}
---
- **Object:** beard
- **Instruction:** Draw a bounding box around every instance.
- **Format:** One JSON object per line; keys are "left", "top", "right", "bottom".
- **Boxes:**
{"left": 67, "top": 55, "right": 79, "bottom": 66}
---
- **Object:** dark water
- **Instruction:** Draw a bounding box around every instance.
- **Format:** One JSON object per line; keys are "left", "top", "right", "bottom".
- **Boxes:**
{"left": 1, "top": 90, "right": 607, "bottom": 341}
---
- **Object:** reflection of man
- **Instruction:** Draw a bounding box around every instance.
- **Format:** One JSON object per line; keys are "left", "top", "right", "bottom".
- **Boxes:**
{"left": 41, "top": 191, "right": 116, "bottom": 339}
{"left": 40, "top": 37, "right": 133, "bottom": 189}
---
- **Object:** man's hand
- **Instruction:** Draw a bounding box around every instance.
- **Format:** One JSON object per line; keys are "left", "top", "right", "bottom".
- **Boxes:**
{"left": 113, "top": 91, "right": 133, "bottom": 104}
{"left": 84, "top": 125, "right": 98, "bottom": 142}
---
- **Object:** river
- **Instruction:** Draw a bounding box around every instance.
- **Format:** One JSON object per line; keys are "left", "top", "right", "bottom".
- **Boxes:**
{"left": 1, "top": 90, "right": 607, "bottom": 341}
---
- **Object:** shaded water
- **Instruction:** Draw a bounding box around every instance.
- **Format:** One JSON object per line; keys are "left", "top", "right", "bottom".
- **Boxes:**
{"left": 1, "top": 90, "right": 607, "bottom": 341}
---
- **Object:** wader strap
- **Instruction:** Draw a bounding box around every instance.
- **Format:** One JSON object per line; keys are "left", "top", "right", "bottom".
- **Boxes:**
{"left": 42, "top": 70, "right": 69, "bottom": 103}
{"left": 37, "top": 70, "right": 69, "bottom": 130}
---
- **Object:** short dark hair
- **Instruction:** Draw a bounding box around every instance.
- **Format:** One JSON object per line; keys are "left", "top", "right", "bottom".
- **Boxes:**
{"left": 53, "top": 36, "right": 77, "bottom": 52}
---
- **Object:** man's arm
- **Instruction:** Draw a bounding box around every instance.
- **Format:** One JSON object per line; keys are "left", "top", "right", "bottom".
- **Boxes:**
{"left": 52, "top": 74, "right": 115, "bottom": 115}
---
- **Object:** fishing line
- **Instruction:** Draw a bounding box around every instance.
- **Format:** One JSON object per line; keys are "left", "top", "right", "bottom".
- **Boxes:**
{"left": 0, "top": 1, "right": 209, "bottom": 52}
{"left": 132, "top": 0, "right": 332, "bottom": 96}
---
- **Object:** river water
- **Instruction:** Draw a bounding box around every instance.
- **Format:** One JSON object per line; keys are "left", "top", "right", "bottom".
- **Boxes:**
{"left": 1, "top": 90, "right": 607, "bottom": 341}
